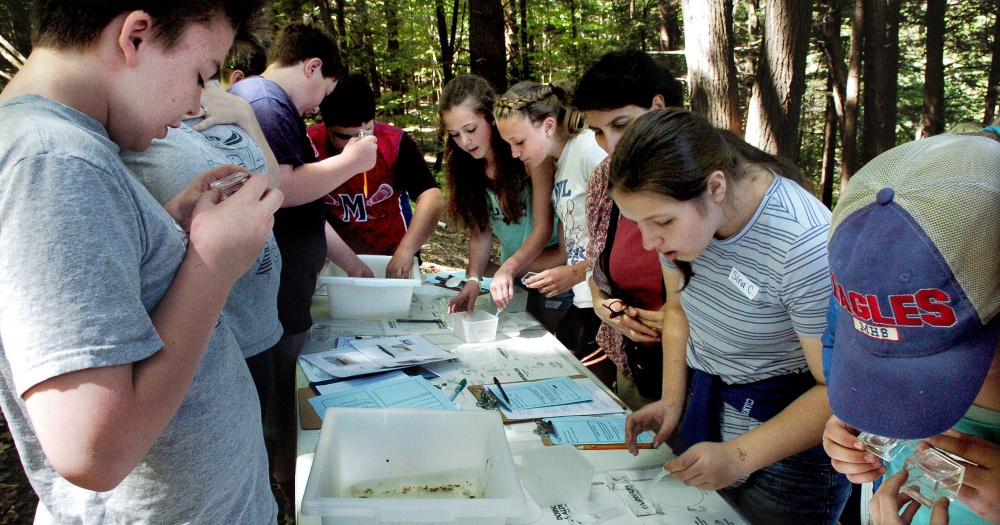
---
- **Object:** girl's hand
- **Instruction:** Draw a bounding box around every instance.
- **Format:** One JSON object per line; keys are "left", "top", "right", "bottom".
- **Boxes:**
{"left": 523, "top": 265, "right": 583, "bottom": 297}
{"left": 632, "top": 306, "right": 665, "bottom": 332}
{"left": 665, "top": 440, "right": 750, "bottom": 491}
{"left": 923, "top": 431, "right": 1000, "bottom": 523}
{"left": 871, "top": 469, "right": 950, "bottom": 525}
{"left": 489, "top": 268, "right": 515, "bottom": 310}
{"left": 447, "top": 282, "right": 479, "bottom": 314}
{"left": 594, "top": 297, "right": 661, "bottom": 343}
{"left": 624, "top": 398, "right": 683, "bottom": 455}
{"left": 822, "top": 415, "right": 886, "bottom": 483}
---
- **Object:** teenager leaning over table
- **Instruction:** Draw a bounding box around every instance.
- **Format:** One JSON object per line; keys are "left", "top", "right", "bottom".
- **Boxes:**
{"left": 494, "top": 81, "right": 608, "bottom": 359}
{"left": 819, "top": 130, "right": 1000, "bottom": 525}
{"left": 573, "top": 48, "right": 685, "bottom": 411}
{"left": 0, "top": 1, "right": 279, "bottom": 522}
{"left": 440, "top": 75, "right": 564, "bottom": 316}
{"left": 616, "top": 108, "right": 851, "bottom": 524}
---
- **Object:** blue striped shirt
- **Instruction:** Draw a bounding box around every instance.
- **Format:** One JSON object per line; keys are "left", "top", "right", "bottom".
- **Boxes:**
{"left": 662, "top": 175, "right": 832, "bottom": 385}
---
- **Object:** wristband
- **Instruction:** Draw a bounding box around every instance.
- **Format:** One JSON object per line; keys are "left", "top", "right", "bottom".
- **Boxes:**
{"left": 467, "top": 276, "right": 481, "bottom": 284}
{"left": 982, "top": 125, "right": 1000, "bottom": 138}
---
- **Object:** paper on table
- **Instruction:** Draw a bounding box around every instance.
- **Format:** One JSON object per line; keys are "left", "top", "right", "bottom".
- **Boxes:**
{"left": 547, "top": 414, "right": 653, "bottom": 446}
{"left": 311, "top": 370, "right": 408, "bottom": 395}
{"left": 485, "top": 376, "right": 593, "bottom": 410}
{"left": 308, "top": 375, "right": 456, "bottom": 418}
{"left": 489, "top": 378, "right": 625, "bottom": 419}
{"left": 301, "top": 335, "right": 454, "bottom": 378}
{"left": 381, "top": 318, "right": 451, "bottom": 336}
{"left": 497, "top": 312, "right": 542, "bottom": 332}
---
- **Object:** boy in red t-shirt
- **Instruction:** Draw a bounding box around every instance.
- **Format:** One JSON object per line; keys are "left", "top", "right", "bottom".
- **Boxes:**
{"left": 308, "top": 73, "right": 443, "bottom": 278}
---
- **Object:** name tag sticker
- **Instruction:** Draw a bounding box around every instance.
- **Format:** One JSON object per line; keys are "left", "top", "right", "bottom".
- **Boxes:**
{"left": 728, "top": 267, "right": 759, "bottom": 300}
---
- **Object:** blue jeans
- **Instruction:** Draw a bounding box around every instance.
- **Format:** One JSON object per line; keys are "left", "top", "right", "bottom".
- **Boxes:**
{"left": 721, "top": 444, "right": 851, "bottom": 525}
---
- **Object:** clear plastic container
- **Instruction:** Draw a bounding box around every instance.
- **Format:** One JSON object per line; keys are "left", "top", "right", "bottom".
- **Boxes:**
{"left": 210, "top": 172, "right": 250, "bottom": 200}
{"left": 451, "top": 310, "right": 499, "bottom": 343}
{"left": 900, "top": 448, "right": 965, "bottom": 507}
{"left": 301, "top": 408, "right": 526, "bottom": 524}
{"left": 318, "top": 255, "right": 421, "bottom": 320}
{"left": 520, "top": 445, "right": 594, "bottom": 506}
{"left": 858, "top": 432, "right": 909, "bottom": 462}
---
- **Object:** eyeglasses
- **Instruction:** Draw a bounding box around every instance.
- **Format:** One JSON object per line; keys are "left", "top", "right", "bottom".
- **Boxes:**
{"left": 604, "top": 299, "right": 627, "bottom": 319}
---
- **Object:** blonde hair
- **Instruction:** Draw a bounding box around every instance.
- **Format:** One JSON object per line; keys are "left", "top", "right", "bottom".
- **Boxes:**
{"left": 494, "top": 81, "right": 588, "bottom": 136}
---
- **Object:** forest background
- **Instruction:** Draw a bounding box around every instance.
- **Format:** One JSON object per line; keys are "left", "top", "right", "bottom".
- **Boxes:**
{"left": 1, "top": 0, "right": 1000, "bottom": 523}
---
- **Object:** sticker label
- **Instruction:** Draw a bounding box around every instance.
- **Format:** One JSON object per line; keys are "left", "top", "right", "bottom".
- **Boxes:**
{"left": 853, "top": 318, "right": 900, "bottom": 341}
{"left": 728, "top": 268, "right": 759, "bottom": 300}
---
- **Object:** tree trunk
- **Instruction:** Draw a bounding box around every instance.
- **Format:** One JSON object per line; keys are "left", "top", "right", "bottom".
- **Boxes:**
{"left": 819, "top": 1, "right": 847, "bottom": 119}
{"left": 841, "top": 0, "right": 863, "bottom": 187}
{"left": 658, "top": 0, "right": 682, "bottom": 50}
{"left": 821, "top": 76, "right": 838, "bottom": 207}
{"left": 915, "top": 0, "right": 946, "bottom": 139}
{"left": 984, "top": 0, "right": 1000, "bottom": 125}
{"left": 355, "top": 0, "right": 382, "bottom": 97}
{"left": 316, "top": 0, "right": 336, "bottom": 35}
{"left": 520, "top": 0, "right": 531, "bottom": 80}
{"left": 682, "top": 0, "right": 741, "bottom": 132}
{"left": 745, "top": 0, "right": 814, "bottom": 160}
{"left": 385, "top": 0, "right": 405, "bottom": 102}
{"left": 861, "top": 0, "right": 900, "bottom": 163}
{"left": 469, "top": 0, "right": 507, "bottom": 93}
{"left": 435, "top": 0, "right": 456, "bottom": 86}
{"left": 334, "top": 0, "right": 347, "bottom": 39}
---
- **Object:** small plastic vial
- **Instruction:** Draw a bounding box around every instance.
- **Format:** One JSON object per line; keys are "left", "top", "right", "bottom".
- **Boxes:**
{"left": 210, "top": 172, "right": 251, "bottom": 200}
{"left": 900, "top": 448, "right": 965, "bottom": 507}
{"left": 358, "top": 128, "right": 374, "bottom": 138}
{"left": 858, "top": 431, "right": 911, "bottom": 462}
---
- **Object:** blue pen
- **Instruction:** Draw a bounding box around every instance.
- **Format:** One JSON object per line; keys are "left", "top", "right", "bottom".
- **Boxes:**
{"left": 448, "top": 379, "right": 468, "bottom": 401}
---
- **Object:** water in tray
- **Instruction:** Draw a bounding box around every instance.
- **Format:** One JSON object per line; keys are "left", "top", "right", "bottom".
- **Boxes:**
{"left": 348, "top": 469, "right": 483, "bottom": 499}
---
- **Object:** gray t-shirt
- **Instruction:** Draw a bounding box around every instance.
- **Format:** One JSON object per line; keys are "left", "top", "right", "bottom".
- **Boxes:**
{"left": 121, "top": 118, "right": 283, "bottom": 358}
{"left": 0, "top": 95, "right": 276, "bottom": 524}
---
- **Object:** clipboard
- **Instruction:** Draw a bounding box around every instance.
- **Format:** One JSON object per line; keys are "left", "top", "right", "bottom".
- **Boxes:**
{"left": 298, "top": 387, "right": 323, "bottom": 430}
{"left": 467, "top": 375, "right": 626, "bottom": 424}
{"left": 533, "top": 417, "right": 655, "bottom": 450}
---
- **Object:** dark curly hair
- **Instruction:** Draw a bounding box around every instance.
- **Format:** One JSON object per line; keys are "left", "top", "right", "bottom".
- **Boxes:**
{"left": 574, "top": 48, "right": 684, "bottom": 110}
{"left": 439, "top": 75, "right": 529, "bottom": 232}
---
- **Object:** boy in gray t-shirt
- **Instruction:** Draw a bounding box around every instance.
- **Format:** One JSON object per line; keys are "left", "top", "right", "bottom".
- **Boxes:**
{"left": 0, "top": 2, "right": 280, "bottom": 523}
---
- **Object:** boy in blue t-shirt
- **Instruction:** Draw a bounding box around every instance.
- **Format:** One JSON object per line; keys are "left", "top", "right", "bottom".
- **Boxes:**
{"left": 0, "top": 1, "right": 281, "bottom": 523}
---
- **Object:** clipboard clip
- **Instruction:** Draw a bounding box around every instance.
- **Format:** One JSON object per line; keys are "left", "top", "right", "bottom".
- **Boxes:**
{"left": 475, "top": 389, "right": 502, "bottom": 410}
{"left": 533, "top": 419, "right": 556, "bottom": 438}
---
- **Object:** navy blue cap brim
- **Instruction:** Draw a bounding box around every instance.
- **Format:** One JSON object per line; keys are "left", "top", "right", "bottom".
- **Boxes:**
{"left": 829, "top": 314, "right": 1000, "bottom": 439}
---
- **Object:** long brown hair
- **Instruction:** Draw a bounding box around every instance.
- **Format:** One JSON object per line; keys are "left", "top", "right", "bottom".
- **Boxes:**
{"left": 493, "top": 81, "right": 588, "bottom": 136}
{"left": 609, "top": 108, "right": 811, "bottom": 287}
{"left": 439, "top": 75, "right": 528, "bottom": 231}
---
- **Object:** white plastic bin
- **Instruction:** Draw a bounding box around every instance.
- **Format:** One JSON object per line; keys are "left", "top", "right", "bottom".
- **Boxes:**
{"left": 318, "top": 255, "right": 421, "bottom": 320}
{"left": 451, "top": 310, "right": 499, "bottom": 343}
{"left": 301, "top": 408, "right": 527, "bottom": 524}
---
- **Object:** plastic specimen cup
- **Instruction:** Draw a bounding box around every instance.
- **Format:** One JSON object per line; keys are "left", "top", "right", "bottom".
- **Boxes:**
{"left": 858, "top": 432, "right": 910, "bottom": 462}
{"left": 900, "top": 448, "right": 965, "bottom": 508}
{"left": 210, "top": 172, "right": 251, "bottom": 200}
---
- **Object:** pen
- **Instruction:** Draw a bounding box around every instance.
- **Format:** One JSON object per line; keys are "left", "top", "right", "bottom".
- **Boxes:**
{"left": 493, "top": 376, "right": 510, "bottom": 404}
{"left": 575, "top": 443, "right": 655, "bottom": 451}
{"left": 448, "top": 379, "right": 467, "bottom": 401}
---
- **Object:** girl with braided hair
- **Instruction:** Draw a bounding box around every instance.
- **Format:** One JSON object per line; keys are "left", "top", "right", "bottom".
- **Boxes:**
{"left": 495, "top": 81, "right": 608, "bottom": 361}
{"left": 440, "top": 75, "right": 564, "bottom": 315}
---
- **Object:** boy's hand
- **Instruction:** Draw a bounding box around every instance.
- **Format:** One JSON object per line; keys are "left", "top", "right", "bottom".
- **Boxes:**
{"left": 871, "top": 469, "right": 950, "bottom": 525}
{"left": 823, "top": 415, "right": 886, "bottom": 483}
{"left": 386, "top": 251, "right": 415, "bottom": 279}
{"left": 923, "top": 431, "right": 1000, "bottom": 523}
{"left": 188, "top": 83, "right": 254, "bottom": 132}
{"left": 341, "top": 136, "right": 378, "bottom": 175}
{"left": 164, "top": 165, "right": 249, "bottom": 231}
{"left": 188, "top": 172, "right": 282, "bottom": 286}
{"left": 522, "top": 265, "right": 581, "bottom": 297}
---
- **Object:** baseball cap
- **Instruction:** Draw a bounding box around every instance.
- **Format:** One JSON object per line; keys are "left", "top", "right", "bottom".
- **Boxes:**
{"left": 827, "top": 134, "right": 1000, "bottom": 439}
